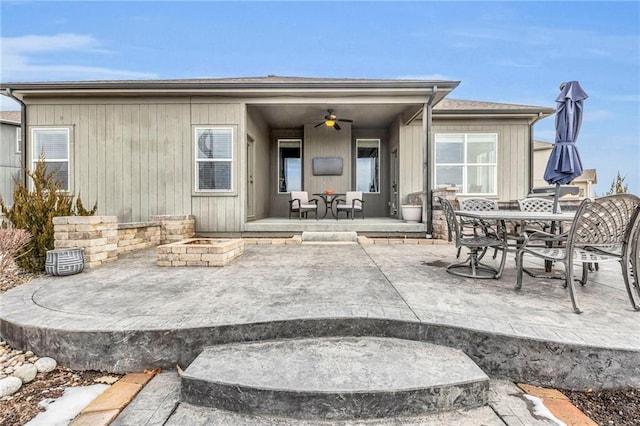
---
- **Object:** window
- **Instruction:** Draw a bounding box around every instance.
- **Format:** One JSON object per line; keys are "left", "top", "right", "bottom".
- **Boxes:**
{"left": 16, "top": 127, "right": 22, "bottom": 153}
{"left": 356, "top": 139, "right": 380, "bottom": 193}
{"left": 195, "top": 127, "right": 233, "bottom": 192}
{"left": 31, "top": 128, "right": 70, "bottom": 190}
{"left": 434, "top": 133, "right": 497, "bottom": 195}
{"left": 278, "top": 139, "right": 301, "bottom": 193}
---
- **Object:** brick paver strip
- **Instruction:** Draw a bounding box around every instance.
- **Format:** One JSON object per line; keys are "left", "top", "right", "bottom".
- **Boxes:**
{"left": 542, "top": 398, "right": 599, "bottom": 426}
{"left": 119, "top": 372, "right": 156, "bottom": 386}
{"left": 69, "top": 409, "right": 120, "bottom": 426}
{"left": 517, "top": 383, "right": 598, "bottom": 426}
{"left": 80, "top": 373, "right": 155, "bottom": 414}
{"left": 517, "top": 383, "right": 569, "bottom": 400}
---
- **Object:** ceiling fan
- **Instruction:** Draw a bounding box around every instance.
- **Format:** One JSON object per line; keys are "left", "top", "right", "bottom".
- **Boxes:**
{"left": 314, "top": 109, "right": 353, "bottom": 130}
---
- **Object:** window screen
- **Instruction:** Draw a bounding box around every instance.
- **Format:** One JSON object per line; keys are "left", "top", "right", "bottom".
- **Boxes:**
{"left": 31, "top": 128, "right": 70, "bottom": 190}
{"left": 195, "top": 127, "right": 233, "bottom": 191}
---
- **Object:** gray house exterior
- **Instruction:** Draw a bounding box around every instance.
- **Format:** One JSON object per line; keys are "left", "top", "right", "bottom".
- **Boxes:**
{"left": 0, "top": 110, "right": 22, "bottom": 207}
{"left": 0, "top": 76, "right": 554, "bottom": 234}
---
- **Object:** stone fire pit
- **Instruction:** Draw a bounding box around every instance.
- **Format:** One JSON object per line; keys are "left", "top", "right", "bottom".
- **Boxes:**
{"left": 157, "top": 238, "right": 244, "bottom": 267}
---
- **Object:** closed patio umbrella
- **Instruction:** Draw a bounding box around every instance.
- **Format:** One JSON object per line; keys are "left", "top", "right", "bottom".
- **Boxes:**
{"left": 544, "top": 81, "right": 588, "bottom": 213}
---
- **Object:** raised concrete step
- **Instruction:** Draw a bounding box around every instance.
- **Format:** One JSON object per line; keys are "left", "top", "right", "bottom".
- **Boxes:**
{"left": 181, "top": 337, "right": 489, "bottom": 420}
{"left": 301, "top": 231, "right": 358, "bottom": 244}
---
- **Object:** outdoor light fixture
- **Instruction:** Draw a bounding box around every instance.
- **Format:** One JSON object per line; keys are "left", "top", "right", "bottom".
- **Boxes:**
{"left": 325, "top": 120, "right": 335, "bottom": 127}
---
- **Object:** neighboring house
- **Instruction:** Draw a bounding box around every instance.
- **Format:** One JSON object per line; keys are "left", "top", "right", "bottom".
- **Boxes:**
{"left": 0, "top": 110, "right": 22, "bottom": 207}
{"left": 533, "top": 140, "right": 596, "bottom": 198}
{"left": 0, "top": 76, "right": 554, "bottom": 234}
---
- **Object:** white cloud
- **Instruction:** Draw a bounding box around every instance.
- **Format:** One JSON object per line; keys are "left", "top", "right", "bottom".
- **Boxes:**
{"left": 0, "top": 33, "right": 158, "bottom": 82}
{"left": 2, "top": 33, "right": 102, "bottom": 54}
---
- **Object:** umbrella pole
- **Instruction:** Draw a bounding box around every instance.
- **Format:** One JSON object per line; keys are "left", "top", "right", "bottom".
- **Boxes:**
{"left": 553, "top": 183, "right": 561, "bottom": 214}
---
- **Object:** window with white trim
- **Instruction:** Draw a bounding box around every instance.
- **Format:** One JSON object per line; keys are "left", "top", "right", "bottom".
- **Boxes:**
{"left": 31, "top": 128, "right": 70, "bottom": 191}
{"left": 195, "top": 127, "right": 233, "bottom": 191}
{"left": 434, "top": 133, "right": 497, "bottom": 195}
{"left": 16, "top": 127, "right": 22, "bottom": 153}
{"left": 356, "top": 139, "right": 380, "bottom": 193}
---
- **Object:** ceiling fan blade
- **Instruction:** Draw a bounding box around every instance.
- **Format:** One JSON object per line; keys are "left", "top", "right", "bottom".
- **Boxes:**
{"left": 334, "top": 122, "right": 341, "bottom": 130}
{"left": 337, "top": 118, "right": 353, "bottom": 123}
{"left": 314, "top": 122, "right": 325, "bottom": 128}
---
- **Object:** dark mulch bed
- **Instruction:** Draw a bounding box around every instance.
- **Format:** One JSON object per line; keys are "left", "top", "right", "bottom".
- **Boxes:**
{"left": 563, "top": 388, "right": 640, "bottom": 426}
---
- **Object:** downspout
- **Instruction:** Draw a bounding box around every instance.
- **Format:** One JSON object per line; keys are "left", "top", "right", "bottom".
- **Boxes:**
{"left": 5, "top": 88, "right": 27, "bottom": 183}
{"left": 528, "top": 112, "right": 544, "bottom": 194}
{"left": 423, "top": 86, "right": 436, "bottom": 237}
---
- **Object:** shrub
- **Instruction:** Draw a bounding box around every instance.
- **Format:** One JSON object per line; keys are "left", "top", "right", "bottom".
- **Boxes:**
{"left": 0, "top": 160, "right": 97, "bottom": 273}
{"left": 0, "top": 229, "right": 32, "bottom": 274}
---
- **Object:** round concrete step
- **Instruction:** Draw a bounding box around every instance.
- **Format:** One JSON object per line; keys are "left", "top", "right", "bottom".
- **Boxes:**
{"left": 181, "top": 336, "right": 489, "bottom": 420}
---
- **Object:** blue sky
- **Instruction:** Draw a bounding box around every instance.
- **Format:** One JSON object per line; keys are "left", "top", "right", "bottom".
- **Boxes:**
{"left": 1, "top": 1, "right": 638, "bottom": 195}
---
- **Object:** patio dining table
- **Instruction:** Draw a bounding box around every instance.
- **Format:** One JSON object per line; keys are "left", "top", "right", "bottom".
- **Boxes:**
{"left": 313, "top": 193, "right": 345, "bottom": 219}
{"left": 455, "top": 209, "right": 576, "bottom": 275}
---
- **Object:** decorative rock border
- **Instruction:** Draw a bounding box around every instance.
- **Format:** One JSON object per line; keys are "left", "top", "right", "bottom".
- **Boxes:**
{"left": 0, "top": 341, "right": 57, "bottom": 398}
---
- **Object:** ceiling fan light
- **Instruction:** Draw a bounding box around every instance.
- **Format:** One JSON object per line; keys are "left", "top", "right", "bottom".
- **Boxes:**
{"left": 325, "top": 120, "right": 335, "bottom": 127}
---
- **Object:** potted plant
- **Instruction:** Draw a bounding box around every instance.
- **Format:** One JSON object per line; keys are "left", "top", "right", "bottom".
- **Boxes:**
{"left": 401, "top": 194, "right": 423, "bottom": 223}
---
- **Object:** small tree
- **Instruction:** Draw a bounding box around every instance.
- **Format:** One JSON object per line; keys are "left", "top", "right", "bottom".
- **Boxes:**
{"left": 0, "top": 160, "right": 97, "bottom": 273}
{"left": 606, "top": 172, "right": 629, "bottom": 195}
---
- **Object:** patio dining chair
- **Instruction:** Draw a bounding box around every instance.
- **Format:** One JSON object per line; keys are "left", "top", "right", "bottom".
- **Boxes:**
{"left": 518, "top": 197, "right": 561, "bottom": 234}
{"left": 458, "top": 198, "right": 500, "bottom": 259}
{"left": 438, "top": 196, "right": 507, "bottom": 279}
{"left": 515, "top": 194, "right": 640, "bottom": 314}
{"left": 288, "top": 191, "right": 319, "bottom": 220}
{"left": 335, "top": 191, "right": 365, "bottom": 220}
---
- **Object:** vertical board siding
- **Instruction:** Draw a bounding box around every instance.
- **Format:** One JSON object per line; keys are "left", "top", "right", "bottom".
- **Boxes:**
{"left": 0, "top": 122, "right": 21, "bottom": 206}
{"left": 26, "top": 101, "right": 194, "bottom": 224}
{"left": 246, "top": 108, "right": 270, "bottom": 220}
{"left": 432, "top": 118, "right": 531, "bottom": 201}
{"left": 303, "top": 123, "right": 351, "bottom": 196}
{"left": 190, "top": 103, "right": 242, "bottom": 233}
{"left": 398, "top": 123, "right": 424, "bottom": 205}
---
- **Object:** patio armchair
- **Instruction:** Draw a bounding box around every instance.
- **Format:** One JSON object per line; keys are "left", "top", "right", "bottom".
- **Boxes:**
{"left": 288, "top": 191, "right": 319, "bottom": 220}
{"left": 438, "top": 196, "right": 507, "bottom": 279}
{"left": 516, "top": 194, "right": 640, "bottom": 314}
{"left": 335, "top": 191, "right": 365, "bottom": 220}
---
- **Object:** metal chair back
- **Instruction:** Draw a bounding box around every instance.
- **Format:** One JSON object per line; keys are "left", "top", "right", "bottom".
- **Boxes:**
{"left": 518, "top": 197, "right": 559, "bottom": 213}
{"left": 460, "top": 198, "right": 498, "bottom": 212}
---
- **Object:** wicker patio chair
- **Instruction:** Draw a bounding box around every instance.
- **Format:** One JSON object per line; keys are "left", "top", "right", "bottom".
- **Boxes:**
{"left": 516, "top": 194, "right": 640, "bottom": 314}
{"left": 288, "top": 191, "right": 319, "bottom": 220}
{"left": 335, "top": 191, "right": 365, "bottom": 220}
{"left": 438, "top": 196, "right": 507, "bottom": 279}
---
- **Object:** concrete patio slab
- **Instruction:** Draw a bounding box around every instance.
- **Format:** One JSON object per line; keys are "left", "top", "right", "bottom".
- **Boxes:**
{"left": 1, "top": 243, "right": 639, "bottom": 391}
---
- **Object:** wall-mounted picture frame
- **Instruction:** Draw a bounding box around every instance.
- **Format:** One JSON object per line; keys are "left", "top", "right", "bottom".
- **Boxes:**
{"left": 312, "top": 157, "right": 343, "bottom": 176}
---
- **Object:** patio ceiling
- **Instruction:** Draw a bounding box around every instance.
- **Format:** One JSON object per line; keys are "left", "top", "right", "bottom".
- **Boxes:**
{"left": 249, "top": 103, "right": 423, "bottom": 129}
